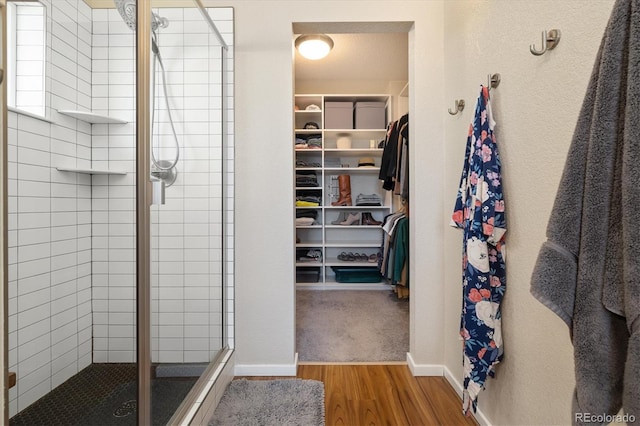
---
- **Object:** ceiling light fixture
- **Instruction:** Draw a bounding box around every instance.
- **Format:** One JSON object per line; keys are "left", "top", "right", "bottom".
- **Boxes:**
{"left": 295, "top": 34, "right": 334, "bottom": 60}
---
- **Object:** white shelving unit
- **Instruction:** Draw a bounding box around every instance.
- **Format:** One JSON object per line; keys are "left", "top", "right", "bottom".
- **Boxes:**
{"left": 294, "top": 94, "right": 392, "bottom": 289}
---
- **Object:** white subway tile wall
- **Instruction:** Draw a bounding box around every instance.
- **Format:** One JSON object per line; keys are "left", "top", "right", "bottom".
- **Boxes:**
{"left": 8, "top": 0, "right": 93, "bottom": 415}
{"left": 8, "top": 2, "right": 234, "bottom": 419}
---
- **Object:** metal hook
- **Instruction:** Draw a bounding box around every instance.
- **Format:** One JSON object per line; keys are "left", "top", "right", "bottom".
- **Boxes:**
{"left": 530, "top": 29, "right": 561, "bottom": 56}
{"left": 448, "top": 99, "right": 465, "bottom": 115}
{"left": 488, "top": 73, "right": 501, "bottom": 91}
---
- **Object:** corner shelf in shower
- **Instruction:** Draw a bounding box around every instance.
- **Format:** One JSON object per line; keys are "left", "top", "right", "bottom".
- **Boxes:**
{"left": 56, "top": 167, "right": 127, "bottom": 175}
{"left": 57, "top": 109, "right": 128, "bottom": 124}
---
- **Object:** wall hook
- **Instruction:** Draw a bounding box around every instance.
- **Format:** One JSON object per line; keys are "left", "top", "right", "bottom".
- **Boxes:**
{"left": 448, "top": 99, "right": 465, "bottom": 115}
{"left": 530, "top": 29, "right": 561, "bottom": 56}
{"left": 488, "top": 73, "right": 501, "bottom": 90}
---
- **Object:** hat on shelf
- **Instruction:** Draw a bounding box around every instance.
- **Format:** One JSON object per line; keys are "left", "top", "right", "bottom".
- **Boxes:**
{"left": 358, "top": 157, "right": 376, "bottom": 167}
{"left": 304, "top": 122, "right": 319, "bottom": 130}
{"left": 305, "top": 104, "right": 321, "bottom": 111}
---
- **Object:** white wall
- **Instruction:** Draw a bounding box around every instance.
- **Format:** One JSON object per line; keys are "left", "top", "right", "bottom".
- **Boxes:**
{"left": 442, "top": 1, "right": 615, "bottom": 424}
{"left": 199, "top": 0, "right": 445, "bottom": 373}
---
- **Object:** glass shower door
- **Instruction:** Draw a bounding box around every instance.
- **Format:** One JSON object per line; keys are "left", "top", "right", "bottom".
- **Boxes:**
{"left": 146, "top": 3, "right": 231, "bottom": 424}
{"left": 3, "top": 1, "right": 232, "bottom": 423}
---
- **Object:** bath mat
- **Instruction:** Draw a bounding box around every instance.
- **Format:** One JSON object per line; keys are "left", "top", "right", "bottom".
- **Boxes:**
{"left": 209, "top": 379, "right": 325, "bottom": 426}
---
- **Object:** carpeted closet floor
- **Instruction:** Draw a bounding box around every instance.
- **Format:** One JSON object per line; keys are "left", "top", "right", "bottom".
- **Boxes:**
{"left": 296, "top": 290, "right": 409, "bottom": 362}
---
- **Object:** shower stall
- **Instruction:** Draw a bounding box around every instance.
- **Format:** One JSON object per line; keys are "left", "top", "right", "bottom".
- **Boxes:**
{"left": 4, "top": 1, "right": 234, "bottom": 424}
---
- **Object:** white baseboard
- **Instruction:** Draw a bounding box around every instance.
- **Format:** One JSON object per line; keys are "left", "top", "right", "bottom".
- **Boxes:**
{"left": 233, "top": 352, "right": 298, "bottom": 376}
{"left": 443, "top": 365, "right": 492, "bottom": 426}
{"left": 406, "top": 352, "right": 444, "bottom": 376}
{"left": 443, "top": 365, "right": 464, "bottom": 397}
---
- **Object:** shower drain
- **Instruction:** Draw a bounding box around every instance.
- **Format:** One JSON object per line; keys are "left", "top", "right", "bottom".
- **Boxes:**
{"left": 113, "top": 399, "right": 137, "bottom": 418}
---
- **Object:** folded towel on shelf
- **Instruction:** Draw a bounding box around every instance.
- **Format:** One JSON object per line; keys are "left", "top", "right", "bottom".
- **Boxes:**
{"left": 295, "top": 217, "right": 315, "bottom": 226}
{"left": 296, "top": 209, "right": 318, "bottom": 219}
{"left": 306, "top": 135, "right": 322, "bottom": 149}
{"left": 296, "top": 173, "right": 318, "bottom": 187}
{"left": 296, "top": 159, "right": 321, "bottom": 168}
{"left": 355, "top": 193, "right": 382, "bottom": 206}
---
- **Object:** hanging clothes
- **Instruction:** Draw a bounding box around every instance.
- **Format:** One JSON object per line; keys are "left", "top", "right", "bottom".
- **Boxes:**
{"left": 379, "top": 114, "right": 409, "bottom": 193}
{"left": 451, "top": 86, "right": 506, "bottom": 416}
{"left": 380, "top": 211, "right": 406, "bottom": 278}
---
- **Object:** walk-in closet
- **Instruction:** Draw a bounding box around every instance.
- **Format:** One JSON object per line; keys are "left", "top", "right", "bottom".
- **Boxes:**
{"left": 293, "top": 27, "right": 410, "bottom": 363}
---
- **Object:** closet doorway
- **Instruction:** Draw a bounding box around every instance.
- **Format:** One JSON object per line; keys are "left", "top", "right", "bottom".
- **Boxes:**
{"left": 293, "top": 23, "right": 411, "bottom": 363}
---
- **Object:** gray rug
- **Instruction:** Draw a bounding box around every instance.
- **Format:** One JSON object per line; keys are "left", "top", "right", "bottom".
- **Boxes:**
{"left": 296, "top": 290, "right": 409, "bottom": 362}
{"left": 209, "top": 379, "right": 324, "bottom": 426}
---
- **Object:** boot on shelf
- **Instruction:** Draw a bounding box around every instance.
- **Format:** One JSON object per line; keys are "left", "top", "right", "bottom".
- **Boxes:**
{"left": 361, "top": 212, "right": 382, "bottom": 226}
{"left": 331, "top": 175, "right": 352, "bottom": 206}
{"left": 331, "top": 211, "right": 349, "bottom": 225}
{"left": 340, "top": 212, "right": 361, "bottom": 225}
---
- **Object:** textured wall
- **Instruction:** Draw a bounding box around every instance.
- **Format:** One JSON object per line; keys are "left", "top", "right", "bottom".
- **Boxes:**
{"left": 442, "top": 1, "right": 615, "bottom": 424}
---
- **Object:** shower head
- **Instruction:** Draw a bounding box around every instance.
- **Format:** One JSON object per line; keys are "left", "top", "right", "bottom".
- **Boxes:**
{"left": 114, "top": 0, "right": 169, "bottom": 32}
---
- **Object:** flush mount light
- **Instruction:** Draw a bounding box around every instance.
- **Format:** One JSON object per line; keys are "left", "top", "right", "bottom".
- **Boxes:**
{"left": 295, "top": 34, "right": 334, "bottom": 60}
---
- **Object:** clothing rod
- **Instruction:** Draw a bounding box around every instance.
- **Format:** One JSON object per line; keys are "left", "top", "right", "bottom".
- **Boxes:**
{"left": 192, "top": 0, "right": 229, "bottom": 51}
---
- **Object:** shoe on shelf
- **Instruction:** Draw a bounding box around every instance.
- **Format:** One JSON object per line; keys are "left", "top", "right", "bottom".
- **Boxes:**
{"left": 338, "top": 252, "right": 356, "bottom": 261}
{"left": 361, "top": 212, "right": 382, "bottom": 226}
{"left": 331, "top": 212, "right": 349, "bottom": 225}
{"left": 340, "top": 212, "right": 361, "bottom": 226}
{"left": 355, "top": 253, "right": 368, "bottom": 261}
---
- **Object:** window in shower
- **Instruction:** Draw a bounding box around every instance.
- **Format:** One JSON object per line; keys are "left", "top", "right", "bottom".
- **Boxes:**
{"left": 6, "top": 1, "right": 46, "bottom": 117}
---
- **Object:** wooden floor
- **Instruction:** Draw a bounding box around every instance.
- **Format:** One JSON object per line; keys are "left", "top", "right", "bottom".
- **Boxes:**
{"left": 240, "top": 363, "right": 479, "bottom": 426}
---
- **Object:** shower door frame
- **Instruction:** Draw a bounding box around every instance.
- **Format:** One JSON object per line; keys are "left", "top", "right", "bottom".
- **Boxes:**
{"left": 135, "top": 1, "right": 153, "bottom": 423}
{"left": 0, "top": 1, "right": 8, "bottom": 424}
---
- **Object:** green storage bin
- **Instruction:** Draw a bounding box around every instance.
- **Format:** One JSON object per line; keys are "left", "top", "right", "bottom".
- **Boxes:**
{"left": 331, "top": 266, "right": 382, "bottom": 283}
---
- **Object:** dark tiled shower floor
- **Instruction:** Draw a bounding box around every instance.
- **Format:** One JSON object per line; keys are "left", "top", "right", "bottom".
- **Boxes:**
{"left": 9, "top": 363, "right": 197, "bottom": 426}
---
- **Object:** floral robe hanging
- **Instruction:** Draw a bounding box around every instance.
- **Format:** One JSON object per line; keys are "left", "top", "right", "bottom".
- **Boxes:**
{"left": 451, "top": 86, "right": 507, "bottom": 416}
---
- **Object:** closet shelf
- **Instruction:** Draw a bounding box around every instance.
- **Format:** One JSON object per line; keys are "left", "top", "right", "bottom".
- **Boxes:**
{"left": 324, "top": 148, "right": 383, "bottom": 155}
{"left": 57, "top": 110, "right": 128, "bottom": 124}
{"left": 56, "top": 167, "right": 127, "bottom": 175}
{"left": 296, "top": 282, "right": 392, "bottom": 290}
{"left": 324, "top": 206, "right": 390, "bottom": 210}
{"left": 324, "top": 167, "right": 380, "bottom": 173}
{"left": 294, "top": 93, "right": 392, "bottom": 286}
{"left": 325, "top": 261, "right": 379, "bottom": 267}
{"left": 323, "top": 243, "right": 381, "bottom": 248}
